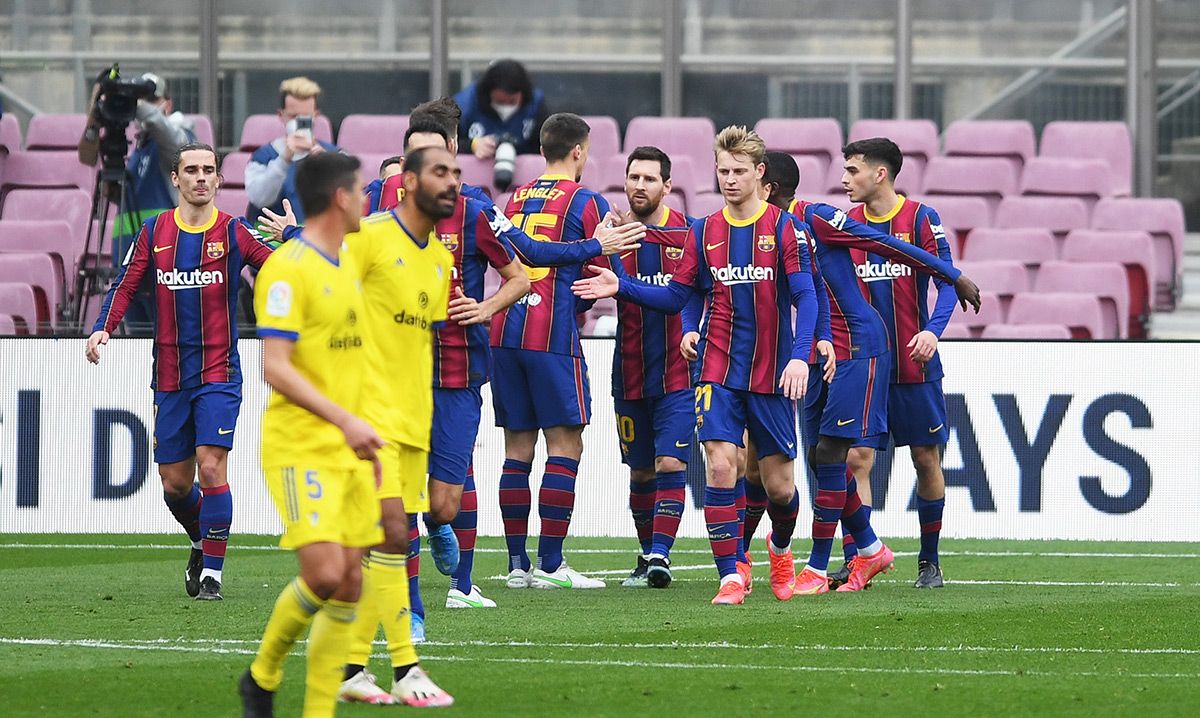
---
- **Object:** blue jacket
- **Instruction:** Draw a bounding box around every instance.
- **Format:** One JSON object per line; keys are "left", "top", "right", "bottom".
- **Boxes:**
{"left": 245, "top": 139, "right": 340, "bottom": 223}
{"left": 454, "top": 84, "right": 546, "bottom": 155}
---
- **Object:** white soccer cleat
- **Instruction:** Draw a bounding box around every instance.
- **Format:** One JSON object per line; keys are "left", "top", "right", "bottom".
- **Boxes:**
{"left": 530, "top": 563, "right": 606, "bottom": 589}
{"left": 446, "top": 585, "right": 497, "bottom": 608}
{"left": 505, "top": 568, "right": 532, "bottom": 589}
{"left": 391, "top": 666, "right": 454, "bottom": 708}
{"left": 338, "top": 669, "right": 396, "bottom": 704}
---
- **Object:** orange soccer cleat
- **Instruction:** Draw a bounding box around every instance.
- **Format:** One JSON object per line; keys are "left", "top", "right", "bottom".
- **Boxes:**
{"left": 765, "top": 533, "right": 796, "bottom": 601}
{"left": 735, "top": 559, "right": 754, "bottom": 595}
{"left": 711, "top": 578, "right": 747, "bottom": 605}
{"left": 836, "top": 544, "right": 895, "bottom": 592}
{"left": 791, "top": 566, "right": 830, "bottom": 596}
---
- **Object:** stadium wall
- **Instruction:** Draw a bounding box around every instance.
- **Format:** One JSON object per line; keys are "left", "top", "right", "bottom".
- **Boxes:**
{"left": 1, "top": 338, "right": 1197, "bottom": 542}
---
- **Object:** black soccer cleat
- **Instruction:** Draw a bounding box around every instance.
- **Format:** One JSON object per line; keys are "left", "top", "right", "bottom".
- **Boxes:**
{"left": 239, "top": 669, "right": 275, "bottom": 718}
{"left": 196, "top": 576, "right": 223, "bottom": 601}
{"left": 646, "top": 556, "right": 673, "bottom": 589}
{"left": 827, "top": 561, "right": 853, "bottom": 590}
{"left": 620, "top": 555, "right": 649, "bottom": 588}
{"left": 914, "top": 560, "right": 944, "bottom": 589}
{"left": 185, "top": 548, "right": 204, "bottom": 598}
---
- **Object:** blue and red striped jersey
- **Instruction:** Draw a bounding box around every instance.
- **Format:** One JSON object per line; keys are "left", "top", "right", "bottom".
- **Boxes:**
{"left": 492, "top": 174, "right": 610, "bottom": 357}
{"left": 789, "top": 198, "right": 960, "bottom": 362}
{"left": 369, "top": 175, "right": 492, "bottom": 215}
{"left": 612, "top": 205, "right": 693, "bottom": 400}
{"left": 94, "top": 208, "right": 274, "bottom": 391}
{"left": 849, "top": 197, "right": 956, "bottom": 384}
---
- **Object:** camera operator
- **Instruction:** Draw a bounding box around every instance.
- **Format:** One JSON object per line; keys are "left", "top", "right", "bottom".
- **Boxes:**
{"left": 454, "top": 59, "right": 548, "bottom": 163}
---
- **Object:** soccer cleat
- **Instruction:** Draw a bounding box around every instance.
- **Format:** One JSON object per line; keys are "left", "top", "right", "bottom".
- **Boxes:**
{"left": 646, "top": 556, "right": 673, "bottom": 589}
{"left": 196, "top": 576, "right": 223, "bottom": 601}
{"left": 836, "top": 544, "right": 895, "bottom": 592}
{"left": 530, "top": 563, "right": 606, "bottom": 589}
{"left": 446, "top": 585, "right": 497, "bottom": 609}
{"left": 914, "top": 560, "right": 945, "bottom": 589}
{"left": 765, "top": 533, "right": 796, "bottom": 601}
{"left": 621, "top": 555, "right": 649, "bottom": 587}
{"left": 411, "top": 613, "right": 427, "bottom": 643}
{"left": 710, "top": 579, "right": 746, "bottom": 605}
{"left": 735, "top": 560, "right": 753, "bottom": 594}
{"left": 827, "top": 560, "right": 853, "bottom": 590}
{"left": 391, "top": 666, "right": 455, "bottom": 708}
{"left": 505, "top": 568, "right": 532, "bottom": 589}
{"left": 238, "top": 669, "right": 274, "bottom": 718}
{"left": 339, "top": 669, "right": 396, "bottom": 704}
{"left": 185, "top": 548, "right": 203, "bottom": 598}
{"left": 791, "top": 567, "right": 830, "bottom": 596}
{"left": 427, "top": 523, "right": 460, "bottom": 576}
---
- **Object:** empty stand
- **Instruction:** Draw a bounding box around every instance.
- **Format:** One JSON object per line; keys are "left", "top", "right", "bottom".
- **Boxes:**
{"left": 943, "top": 120, "right": 1037, "bottom": 171}
{"left": 1035, "top": 261, "right": 1130, "bottom": 339}
{"left": 945, "top": 290, "right": 1004, "bottom": 337}
{"left": 338, "top": 114, "right": 410, "bottom": 154}
{"left": 0, "top": 313, "right": 15, "bottom": 335}
{"left": 1007, "top": 292, "right": 1106, "bottom": 339}
{"left": 687, "top": 192, "right": 725, "bottom": 218}
{"left": 0, "top": 113, "right": 21, "bottom": 153}
{"left": 219, "top": 152, "right": 252, "bottom": 188}
{"left": 185, "top": 114, "right": 215, "bottom": 147}
{"left": 238, "top": 114, "right": 334, "bottom": 151}
{"left": 1, "top": 151, "right": 94, "bottom": 194}
{"left": 0, "top": 219, "right": 80, "bottom": 297}
{"left": 1090, "top": 197, "right": 1186, "bottom": 311}
{"left": 1, "top": 187, "right": 92, "bottom": 288}
{"left": 953, "top": 260, "right": 1028, "bottom": 307}
{"left": 940, "top": 323, "right": 972, "bottom": 339}
{"left": 981, "top": 323, "right": 1072, "bottom": 339}
{"left": 623, "top": 117, "right": 716, "bottom": 195}
{"left": 755, "top": 118, "right": 843, "bottom": 168}
{"left": 1039, "top": 121, "right": 1132, "bottom": 196}
{"left": 793, "top": 155, "right": 827, "bottom": 196}
{"left": 1062, "top": 229, "right": 1154, "bottom": 338}
{"left": 25, "top": 114, "right": 88, "bottom": 150}
{"left": 914, "top": 195, "right": 991, "bottom": 255}
{"left": 994, "top": 196, "right": 1089, "bottom": 239}
{"left": 1019, "top": 157, "right": 1111, "bottom": 202}
{"left": 215, "top": 188, "right": 250, "bottom": 218}
{"left": 0, "top": 253, "right": 59, "bottom": 330}
{"left": 961, "top": 227, "right": 1056, "bottom": 283}
{"left": 580, "top": 116, "right": 622, "bottom": 166}
{"left": 922, "top": 157, "right": 1018, "bottom": 212}
{"left": 0, "top": 282, "right": 39, "bottom": 334}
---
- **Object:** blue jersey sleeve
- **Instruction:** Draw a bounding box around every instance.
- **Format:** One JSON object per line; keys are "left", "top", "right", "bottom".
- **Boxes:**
{"left": 919, "top": 207, "right": 958, "bottom": 337}
{"left": 805, "top": 202, "right": 962, "bottom": 284}
{"left": 480, "top": 203, "right": 602, "bottom": 266}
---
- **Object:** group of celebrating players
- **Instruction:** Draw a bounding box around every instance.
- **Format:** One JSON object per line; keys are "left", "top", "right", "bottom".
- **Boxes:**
{"left": 85, "top": 94, "right": 980, "bottom": 717}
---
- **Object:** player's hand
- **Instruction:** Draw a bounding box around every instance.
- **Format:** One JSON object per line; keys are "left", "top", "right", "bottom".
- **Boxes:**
{"left": 448, "top": 286, "right": 492, "bottom": 325}
{"left": 680, "top": 331, "right": 700, "bottom": 361}
{"left": 372, "top": 457, "right": 383, "bottom": 490}
{"left": 571, "top": 265, "right": 620, "bottom": 300}
{"left": 908, "top": 330, "right": 938, "bottom": 364}
{"left": 816, "top": 339, "right": 836, "bottom": 382}
{"left": 258, "top": 198, "right": 297, "bottom": 243}
{"left": 779, "top": 359, "right": 809, "bottom": 401}
{"left": 339, "top": 415, "right": 385, "bottom": 461}
{"left": 593, "top": 220, "right": 645, "bottom": 256}
{"left": 472, "top": 135, "right": 498, "bottom": 159}
{"left": 955, "top": 274, "right": 982, "bottom": 313}
{"left": 283, "top": 132, "right": 314, "bottom": 162}
{"left": 85, "top": 330, "right": 110, "bottom": 364}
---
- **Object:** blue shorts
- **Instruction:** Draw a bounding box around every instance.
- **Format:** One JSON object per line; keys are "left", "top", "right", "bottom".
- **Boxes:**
{"left": 802, "top": 355, "right": 889, "bottom": 445}
{"left": 153, "top": 382, "right": 241, "bottom": 464}
{"left": 614, "top": 390, "right": 695, "bottom": 469}
{"left": 854, "top": 380, "right": 949, "bottom": 450}
{"left": 695, "top": 383, "right": 797, "bottom": 460}
{"left": 429, "top": 386, "right": 483, "bottom": 486}
{"left": 490, "top": 347, "right": 591, "bottom": 430}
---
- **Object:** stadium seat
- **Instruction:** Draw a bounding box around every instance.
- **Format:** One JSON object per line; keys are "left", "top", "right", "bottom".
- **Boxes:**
{"left": 0, "top": 113, "right": 21, "bottom": 152}
{"left": 661, "top": 156, "right": 713, "bottom": 210}
{"left": 1062, "top": 229, "right": 1154, "bottom": 338}
{"left": 793, "top": 155, "right": 827, "bottom": 196}
{"left": 1090, "top": 197, "right": 1185, "bottom": 311}
{"left": 688, "top": 192, "right": 725, "bottom": 218}
{"left": 994, "top": 196, "right": 1089, "bottom": 239}
{"left": 0, "top": 219, "right": 79, "bottom": 293}
{"left": 493, "top": 192, "right": 512, "bottom": 211}
{"left": 1039, "top": 121, "right": 1132, "bottom": 196}
{"left": 848, "top": 119, "right": 939, "bottom": 163}
{"left": 509, "top": 155, "right": 602, "bottom": 192}
{"left": 1007, "top": 292, "right": 1106, "bottom": 339}
{"left": 1034, "top": 260, "right": 1130, "bottom": 339}
{"left": 25, "top": 114, "right": 87, "bottom": 150}
{"left": 981, "top": 323, "right": 1072, "bottom": 339}
{"left": 943, "top": 120, "right": 1037, "bottom": 171}
{"left": 215, "top": 188, "right": 250, "bottom": 218}
{"left": 456, "top": 155, "right": 495, "bottom": 196}
{"left": 755, "top": 117, "right": 843, "bottom": 168}
{"left": 960, "top": 227, "right": 1056, "bottom": 283}
{"left": 921, "top": 157, "right": 1018, "bottom": 212}
{"left": 0, "top": 282, "right": 39, "bottom": 334}
{"left": 823, "top": 157, "right": 921, "bottom": 196}
{"left": 1019, "top": 157, "right": 1111, "bottom": 203}
{"left": 601, "top": 191, "right": 627, "bottom": 215}
{"left": 1, "top": 187, "right": 92, "bottom": 287}
{"left": 580, "top": 116, "right": 622, "bottom": 165}
{"left": 939, "top": 323, "right": 972, "bottom": 339}
{"left": 600, "top": 154, "right": 627, "bottom": 191}
{"left": 238, "top": 113, "right": 334, "bottom": 151}
{"left": 953, "top": 260, "right": 1028, "bottom": 306}
{"left": 0, "top": 312, "right": 15, "bottom": 335}
{"left": 1, "top": 150, "right": 94, "bottom": 194}
{"left": 0, "top": 253, "right": 59, "bottom": 330}
{"left": 623, "top": 116, "right": 716, "bottom": 194}
{"left": 912, "top": 195, "right": 990, "bottom": 256}
{"left": 185, "top": 114, "right": 215, "bottom": 147}
{"left": 945, "top": 290, "right": 1003, "bottom": 337}
{"left": 219, "top": 151, "right": 252, "bottom": 188}
{"left": 805, "top": 193, "right": 853, "bottom": 211}
{"left": 337, "top": 114, "right": 409, "bottom": 154}
{"left": 662, "top": 192, "right": 686, "bottom": 216}
{"left": 351, "top": 152, "right": 394, "bottom": 181}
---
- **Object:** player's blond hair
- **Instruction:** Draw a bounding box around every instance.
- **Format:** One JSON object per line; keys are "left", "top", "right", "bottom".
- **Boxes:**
{"left": 278, "top": 76, "right": 321, "bottom": 106}
{"left": 713, "top": 125, "right": 766, "bottom": 166}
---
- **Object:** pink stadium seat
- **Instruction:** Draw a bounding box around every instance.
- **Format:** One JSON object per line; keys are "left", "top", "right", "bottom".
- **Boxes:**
{"left": 961, "top": 228, "right": 1056, "bottom": 282}
{"left": 185, "top": 114, "right": 215, "bottom": 147}
{"left": 0, "top": 312, "right": 15, "bottom": 335}
{"left": 456, "top": 155, "right": 495, "bottom": 196}
{"left": 940, "top": 323, "right": 972, "bottom": 339}
{"left": 239, "top": 113, "right": 334, "bottom": 151}
{"left": 1062, "top": 229, "right": 1153, "bottom": 338}
{"left": 215, "top": 188, "right": 250, "bottom": 218}
{"left": 945, "top": 290, "right": 1004, "bottom": 337}
{"left": 688, "top": 192, "right": 725, "bottom": 218}
{"left": 0, "top": 219, "right": 78, "bottom": 290}
{"left": 580, "top": 116, "right": 622, "bottom": 166}
{"left": 755, "top": 118, "right": 844, "bottom": 168}
{"left": 0, "top": 113, "right": 21, "bottom": 153}
{"left": 1090, "top": 197, "right": 1185, "bottom": 311}
{"left": 1035, "top": 260, "right": 1130, "bottom": 339}
{"left": 981, "top": 323, "right": 1072, "bottom": 340}
{"left": 953, "top": 260, "right": 1028, "bottom": 301}
{"left": 601, "top": 154, "right": 627, "bottom": 191}
{"left": 921, "top": 157, "right": 1019, "bottom": 208}
{"left": 1, "top": 188, "right": 91, "bottom": 285}
{"left": 1040, "top": 121, "right": 1132, "bottom": 196}
{"left": 623, "top": 117, "right": 716, "bottom": 195}
{"left": 0, "top": 282, "right": 38, "bottom": 334}
{"left": 1020, "top": 157, "right": 1112, "bottom": 203}
{"left": 602, "top": 191, "right": 628, "bottom": 214}
{"left": 793, "top": 155, "right": 827, "bottom": 196}
{"left": 662, "top": 193, "right": 686, "bottom": 216}
{"left": 338, "top": 115, "right": 409, "bottom": 154}
{"left": 1007, "top": 292, "right": 1106, "bottom": 339}
{"left": 25, "top": 114, "right": 88, "bottom": 150}
{"left": 943, "top": 120, "right": 1037, "bottom": 170}
{"left": 1, "top": 151, "right": 94, "bottom": 193}
{"left": 509, "top": 155, "right": 601, "bottom": 191}
{"left": 805, "top": 193, "right": 853, "bottom": 211}
{"left": 994, "top": 196, "right": 1089, "bottom": 242}
{"left": 662, "top": 156, "right": 713, "bottom": 210}
{"left": 0, "top": 253, "right": 58, "bottom": 330}
{"left": 220, "top": 151, "right": 252, "bottom": 188}
{"left": 848, "top": 119, "right": 939, "bottom": 163}
{"left": 352, "top": 152, "right": 395, "bottom": 181}
{"left": 913, "top": 195, "right": 991, "bottom": 256}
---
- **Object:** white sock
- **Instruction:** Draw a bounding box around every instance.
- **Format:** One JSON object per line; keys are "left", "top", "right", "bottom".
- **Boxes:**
{"left": 200, "top": 567, "right": 222, "bottom": 582}
{"left": 768, "top": 536, "right": 791, "bottom": 555}
{"left": 858, "top": 540, "right": 883, "bottom": 558}
{"left": 804, "top": 564, "right": 827, "bottom": 577}
{"left": 191, "top": 539, "right": 203, "bottom": 550}
{"left": 720, "top": 573, "right": 744, "bottom": 587}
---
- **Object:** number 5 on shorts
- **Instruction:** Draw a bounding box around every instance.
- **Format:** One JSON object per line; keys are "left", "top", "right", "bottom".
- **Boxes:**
{"left": 305, "top": 470, "right": 322, "bottom": 499}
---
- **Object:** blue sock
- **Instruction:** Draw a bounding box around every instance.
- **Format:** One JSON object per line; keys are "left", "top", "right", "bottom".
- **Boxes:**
{"left": 499, "top": 458, "right": 532, "bottom": 572}
{"left": 407, "top": 514, "right": 424, "bottom": 620}
{"left": 650, "top": 471, "right": 687, "bottom": 558}
{"left": 449, "top": 470, "right": 478, "bottom": 593}
{"left": 807, "top": 464, "right": 848, "bottom": 573}
{"left": 734, "top": 477, "right": 748, "bottom": 563}
{"left": 916, "top": 495, "right": 945, "bottom": 564}
{"left": 536, "top": 456, "right": 578, "bottom": 573}
{"left": 704, "top": 486, "right": 740, "bottom": 579}
{"left": 842, "top": 478, "right": 878, "bottom": 551}
{"left": 199, "top": 484, "right": 231, "bottom": 574}
{"left": 164, "top": 483, "right": 202, "bottom": 543}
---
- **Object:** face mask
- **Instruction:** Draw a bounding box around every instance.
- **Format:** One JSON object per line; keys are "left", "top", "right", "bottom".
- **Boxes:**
{"left": 492, "top": 103, "right": 520, "bottom": 122}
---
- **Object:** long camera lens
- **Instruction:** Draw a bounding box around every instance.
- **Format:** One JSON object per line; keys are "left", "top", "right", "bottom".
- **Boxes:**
{"left": 493, "top": 137, "right": 518, "bottom": 191}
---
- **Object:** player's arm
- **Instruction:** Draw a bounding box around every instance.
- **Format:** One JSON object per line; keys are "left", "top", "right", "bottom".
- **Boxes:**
{"left": 449, "top": 259, "right": 530, "bottom": 326}
{"left": 573, "top": 221, "right": 701, "bottom": 315}
{"left": 778, "top": 216, "right": 816, "bottom": 400}
{"left": 235, "top": 217, "right": 277, "bottom": 268}
{"left": 911, "top": 208, "right": 958, "bottom": 362}
{"left": 797, "top": 218, "right": 835, "bottom": 380}
{"left": 244, "top": 145, "right": 288, "bottom": 209}
{"left": 86, "top": 220, "right": 153, "bottom": 363}
{"left": 484, "top": 204, "right": 643, "bottom": 265}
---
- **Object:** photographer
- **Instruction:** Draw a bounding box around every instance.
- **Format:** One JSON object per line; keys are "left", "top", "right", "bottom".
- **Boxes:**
{"left": 244, "top": 76, "right": 339, "bottom": 224}
{"left": 454, "top": 59, "right": 548, "bottom": 161}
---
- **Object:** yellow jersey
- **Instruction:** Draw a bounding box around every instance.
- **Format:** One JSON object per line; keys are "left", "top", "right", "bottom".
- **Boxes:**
{"left": 348, "top": 210, "right": 452, "bottom": 449}
{"left": 255, "top": 237, "right": 368, "bottom": 470}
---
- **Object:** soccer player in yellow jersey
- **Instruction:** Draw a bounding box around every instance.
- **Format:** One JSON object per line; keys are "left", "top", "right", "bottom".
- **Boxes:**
{"left": 336, "top": 145, "right": 457, "bottom": 707}
{"left": 239, "top": 153, "right": 385, "bottom": 718}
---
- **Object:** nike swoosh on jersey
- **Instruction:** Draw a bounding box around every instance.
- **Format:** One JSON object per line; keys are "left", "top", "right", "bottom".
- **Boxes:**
{"left": 153, "top": 245, "right": 173, "bottom": 253}
{"left": 929, "top": 424, "right": 945, "bottom": 433}
{"left": 675, "top": 440, "right": 690, "bottom": 448}
{"left": 217, "top": 428, "right": 234, "bottom": 435}
{"left": 705, "top": 242, "right": 726, "bottom": 251}
{"left": 837, "top": 419, "right": 855, "bottom": 427}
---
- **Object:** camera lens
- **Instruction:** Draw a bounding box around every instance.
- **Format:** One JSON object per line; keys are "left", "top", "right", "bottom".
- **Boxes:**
{"left": 493, "top": 141, "right": 517, "bottom": 191}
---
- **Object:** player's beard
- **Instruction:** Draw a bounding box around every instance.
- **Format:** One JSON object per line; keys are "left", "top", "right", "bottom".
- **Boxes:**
{"left": 415, "top": 184, "right": 457, "bottom": 221}
{"left": 628, "top": 192, "right": 658, "bottom": 221}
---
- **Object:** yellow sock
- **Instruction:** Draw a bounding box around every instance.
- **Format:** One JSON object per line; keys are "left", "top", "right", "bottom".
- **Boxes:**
{"left": 250, "top": 578, "right": 324, "bottom": 692}
{"left": 370, "top": 550, "right": 419, "bottom": 669}
{"left": 346, "top": 554, "right": 379, "bottom": 667}
{"left": 302, "top": 598, "right": 357, "bottom": 718}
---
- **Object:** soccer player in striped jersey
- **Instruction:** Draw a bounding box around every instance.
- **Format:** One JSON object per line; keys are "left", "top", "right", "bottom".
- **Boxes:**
{"left": 574, "top": 126, "right": 819, "bottom": 605}
{"left": 839, "top": 138, "right": 955, "bottom": 589}
{"left": 609, "top": 146, "right": 694, "bottom": 589}
{"left": 86, "top": 142, "right": 274, "bottom": 601}
{"left": 361, "top": 155, "right": 402, "bottom": 215}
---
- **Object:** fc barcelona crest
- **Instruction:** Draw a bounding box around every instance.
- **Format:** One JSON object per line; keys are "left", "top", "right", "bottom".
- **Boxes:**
{"left": 894, "top": 232, "right": 912, "bottom": 244}
{"left": 206, "top": 240, "right": 224, "bottom": 259}
{"left": 439, "top": 233, "right": 460, "bottom": 252}
{"left": 665, "top": 246, "right": 684, "bottom": 260}
{"left": 757, "top": 234, "right": 776, "bottom": 252}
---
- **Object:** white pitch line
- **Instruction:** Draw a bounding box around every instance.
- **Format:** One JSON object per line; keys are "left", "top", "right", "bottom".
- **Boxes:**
{"left": 2, "top": 638, "right": 1195, "bottom": 680}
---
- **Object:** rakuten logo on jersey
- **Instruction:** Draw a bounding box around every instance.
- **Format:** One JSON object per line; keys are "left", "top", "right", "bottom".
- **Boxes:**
{"left": 156, "top": 268, "right": 225, "bottom": 291}
{"left": 709, "top": 264, "right": 774, "bottom": 285}
{"left": 638, "top": 271, "right": 673, "bottom": 286}
{"left": 856, "top": 261, "right": 912, "bottom": 283}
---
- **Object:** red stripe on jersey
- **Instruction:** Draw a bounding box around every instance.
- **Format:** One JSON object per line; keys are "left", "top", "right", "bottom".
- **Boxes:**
{"left": 861, "top": 356, "right": 877, "bottom": 437}
{"left": 696, "top": 220, "right": 734, "bottom": 386}
{"left": 154, "top": 220, "right": 183, "bottom": 389}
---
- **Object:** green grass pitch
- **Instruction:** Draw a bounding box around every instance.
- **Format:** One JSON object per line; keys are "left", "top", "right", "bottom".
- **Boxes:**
{"left": 2, "top": 534, "right": 1199, "bottom": 716}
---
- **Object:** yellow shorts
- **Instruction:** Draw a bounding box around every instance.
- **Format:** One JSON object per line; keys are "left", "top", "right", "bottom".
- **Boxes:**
{"left": 377, "top": 441, "right": 430, "bottom": 512}
{"left": 265, "top": 464, "right": 383, "bottom": 550}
